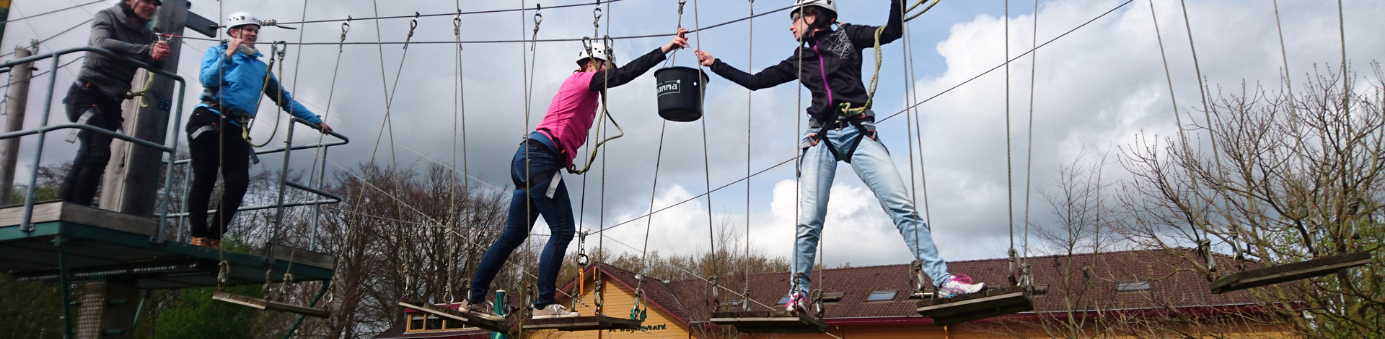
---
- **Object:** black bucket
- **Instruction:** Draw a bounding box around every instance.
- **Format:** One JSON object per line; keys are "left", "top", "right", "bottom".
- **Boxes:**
{"left": 654, "top": 66, "right": 710, "bottom": 122}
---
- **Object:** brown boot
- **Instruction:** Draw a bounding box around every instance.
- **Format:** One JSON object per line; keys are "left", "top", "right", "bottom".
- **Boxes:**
{"left": 190, "top": 237, "right": 213, "bottom": 248}
{"left": 207, "top": 239, "right": 222, "bottom": 250}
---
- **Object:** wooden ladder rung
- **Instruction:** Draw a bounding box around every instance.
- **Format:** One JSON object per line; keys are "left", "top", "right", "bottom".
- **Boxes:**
{"left": 1210, "top": 252, "right": 1373, "bottom": 294}
{"left": 213, "top": 291, "right": 330, "bottom": 318}
{"left": 916, "top": 287, "right": 1033, "bottom": 325}
{"left": 398, "top": 300, "right": 510, "bottom": 332}
{"left": 709, "top": 310, "right": 827, "bottom": 333}
{"left": 523, "top": 315, "right": 642, "bottom": 332}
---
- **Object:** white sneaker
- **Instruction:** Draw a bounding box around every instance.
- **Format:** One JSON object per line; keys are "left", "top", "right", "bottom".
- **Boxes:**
{"left": 783, "top": 291, "right": 807, "bottom": 313}
{"left": 937, "top": 274, "right": 986, "bottom": 298}
{"left": 532, "top": 304, "right": 579, "bottom": 319}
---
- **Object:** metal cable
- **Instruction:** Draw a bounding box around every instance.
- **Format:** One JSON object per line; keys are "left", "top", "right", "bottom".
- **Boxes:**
{"left": 2, "top": 0, "right": 102, "bottom": 24}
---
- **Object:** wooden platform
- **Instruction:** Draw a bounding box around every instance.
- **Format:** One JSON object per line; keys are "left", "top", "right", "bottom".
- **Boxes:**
{"left": 0, "top": 202, "right": 334, "bottom": 289}
{"left": 399, "top": 299, "right": 510, "bottom": 332}
{"left": 709, "top": 310, "right": 828, "bottom": 333}
{"left": 916, "top": 287, "right": 1034, "bottom": 326}
{"left": 213, "top": 291, "right": 330, "bottom": 318}
{"left": 523, "top": 315, "right": 642, "bottom": 332}
{"left": 1210, "top": 252, "right": 1372, "bottom": 294}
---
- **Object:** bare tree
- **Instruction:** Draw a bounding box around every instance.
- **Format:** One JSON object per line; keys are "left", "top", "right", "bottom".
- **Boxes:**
{"left": 1117, "top": 64, "right": 1385, "bottom": 336}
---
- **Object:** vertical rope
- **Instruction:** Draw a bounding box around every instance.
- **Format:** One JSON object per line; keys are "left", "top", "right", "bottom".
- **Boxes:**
{"left": 1004, "top": 0, "right": 1018, "bottom": 285}
{"left": 688, "top": 0, "right": 723, "bottom": 309}
{"left": 1337, "top": 0, "right": 1348, "bottom": 121}
{"left": 897, "top": 0, "right": 930, "bottom": 291}
{"left": 743, "top": 0, "right": 754, "bottom": 296}
{"left": 1147, "top": 0, "right": 1206, "bottom": 257}
{"left": 1271, "top": 0, "right": 1295, "bottom": 119}
{"left": 1180, "top": 0, "right": 1238, "bottom": 272}
{"left": 1022, "top": 0, "right": 1039, "bottom": 273}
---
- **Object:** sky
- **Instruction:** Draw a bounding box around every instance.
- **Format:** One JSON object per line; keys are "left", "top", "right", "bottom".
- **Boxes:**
{"left": 3, "top": 0, "right": 1382, "bottom": 276}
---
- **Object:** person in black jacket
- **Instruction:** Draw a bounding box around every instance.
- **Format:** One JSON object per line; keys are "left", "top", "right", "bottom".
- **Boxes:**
{"left": 58, "top": 0, "right": 169, "bottom": 206}
{"left": 695, "top": 0, "right": 986, "bottom": 311}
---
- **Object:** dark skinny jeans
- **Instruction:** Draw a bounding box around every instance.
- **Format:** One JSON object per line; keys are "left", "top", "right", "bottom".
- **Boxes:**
{"left": 469, "top": 132, "right": 574, "bottom": 308}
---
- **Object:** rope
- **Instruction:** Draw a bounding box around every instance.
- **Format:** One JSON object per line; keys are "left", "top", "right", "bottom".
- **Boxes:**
{"left": 690, "top": 0, "right": 723, "bottom": 312}
{"left": 245, "top": 43, "right": 287, "bottom": 148}
{"left": 881, "top": 0, "right": 1131, "bottom": 123}
{"left": 1021, "top": 0, "right": 1040, "bottom": 284}
{"left": 0, "top": 19, "right": 91, "bottom": 59}
{"left": 1179, "top": 0, "right": 1243, "bottom": 274}
{"left": 1146, "top": 0, "right": 1209, "bottom": 263}
{"left": 274, "top": 0, "right": 634, "bottom": 26}
{"left": 846, "top": 0, "right": 940, "bottom": 116}
{"left": 1004, "top": 0, "right": 1018, "bottom": 286}
{"left": 322, "top": 158, "right": 581, "bottom": 300}
{"left": 897, "top": 0, "right": 928, "bottom": 290}
{"left": 591, "top": 0, "right": 1132, "bottom": 237}
{"left": 177, "top": 4, "right": 798, "bottom": 47}
{"left": 2, "top": 0, "right": 102, "bottom": 24}
{"left": 743, "top": 0, "right": 754, "bottom": 311}
{"left": 791, "top": 0, "right": 805, "bottom": 302}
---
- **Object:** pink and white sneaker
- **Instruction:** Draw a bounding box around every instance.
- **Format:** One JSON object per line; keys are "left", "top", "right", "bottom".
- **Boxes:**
{"left": 783, "top": 291, "right": 808, "bottom": 313}
{"left": 937, "top": 274, "right": 986, "bottom": 298}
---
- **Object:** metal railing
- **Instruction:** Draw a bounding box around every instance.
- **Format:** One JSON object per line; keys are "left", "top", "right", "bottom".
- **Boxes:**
{"left": 166, "top": 116, "right": 349, "bottom": 259}
{"left": 0, "top": 47, "right": 186, "bottom": 236}
{"left": 0, "top": 46, "right": 350, "bottom": 254}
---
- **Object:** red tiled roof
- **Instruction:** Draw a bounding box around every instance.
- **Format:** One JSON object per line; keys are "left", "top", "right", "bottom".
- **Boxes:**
{"left": 569, "top": 248, "right": 1263, "bottom": 327}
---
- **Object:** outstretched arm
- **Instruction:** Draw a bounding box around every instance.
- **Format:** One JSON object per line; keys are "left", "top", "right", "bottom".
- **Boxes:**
{"left": 588, "top": 28, "right": 690, "bottom": 90}
{"left": 263, "top": 74, "right": 331, "bottom": 131}
{"left": 697, "top": 50, "right": 796, "bottom": 91}
{"left": 847, "top": 0, "right": 904, "bottom": 47}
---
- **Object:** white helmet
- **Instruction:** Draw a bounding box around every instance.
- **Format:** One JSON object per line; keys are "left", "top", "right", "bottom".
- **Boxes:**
{"left": 225, "top": 12, "right": 260, "bottom": 30}
{"left": 791, "top": 0, "right": 837, "bottom": 17}
{"left": 576, "top": 44, "right": 615, "bottom": 69}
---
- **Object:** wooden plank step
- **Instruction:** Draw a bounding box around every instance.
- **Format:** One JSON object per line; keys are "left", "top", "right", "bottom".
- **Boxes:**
{"left": 709, "top": 310, "right": 827, "bottom": 333}
{"left": 398, "top": 300, "right": 509, "bottom": 332}
{"left": 1210, "top": 252, "right": 1373, "bottom": 294}
{"left": 928, "top": 299, "right": 1035, "bottom": 326}
{"left": 213, "top": 291, "right": 329, "bottom": 318}
{"left": 916, "top": 287, "right": 1033, "bottom": 322}
{"left": 523, "top": 315, "right": 642, "bottom": 332}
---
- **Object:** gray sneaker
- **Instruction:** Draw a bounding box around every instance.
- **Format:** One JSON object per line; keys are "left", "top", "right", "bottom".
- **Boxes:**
{"left": 458, "top": 300, "right": 504, "bottom": 322}
{"left": 531, "top": 304, "right": 579, "bottom": 319}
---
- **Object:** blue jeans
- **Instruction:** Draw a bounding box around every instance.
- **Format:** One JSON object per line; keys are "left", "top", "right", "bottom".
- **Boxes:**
{"left": 791, "top": 117, "right": 951, "bottom": 295}
{"left": 470, "top": 132, "right": 575, "bottom": 308}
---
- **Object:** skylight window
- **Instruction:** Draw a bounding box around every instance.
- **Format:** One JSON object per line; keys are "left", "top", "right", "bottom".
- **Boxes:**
{"left": 865, "top": 290, "right": 898, "bottom": 302}
{"left": 1116, "top": 280, "right": 1151, "bottom": 292}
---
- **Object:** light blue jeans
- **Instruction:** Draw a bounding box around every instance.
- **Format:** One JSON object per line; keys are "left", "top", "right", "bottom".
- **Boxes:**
{"left": 791, "top": 116, "right": 951, "bottom": 295}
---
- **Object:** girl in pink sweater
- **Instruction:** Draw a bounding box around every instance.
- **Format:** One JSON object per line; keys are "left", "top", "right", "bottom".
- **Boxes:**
{"left": 466, "top": 29, "right": 690, "bottom": 319}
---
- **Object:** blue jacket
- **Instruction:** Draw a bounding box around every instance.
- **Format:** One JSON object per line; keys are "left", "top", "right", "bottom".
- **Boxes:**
{"left": 196, "top": 42, "right": 321, "bottom": 126}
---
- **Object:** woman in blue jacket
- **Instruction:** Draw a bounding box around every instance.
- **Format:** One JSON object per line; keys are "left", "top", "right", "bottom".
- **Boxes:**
{"left": 187, "top": 12, "right": 331, "bottom": 249}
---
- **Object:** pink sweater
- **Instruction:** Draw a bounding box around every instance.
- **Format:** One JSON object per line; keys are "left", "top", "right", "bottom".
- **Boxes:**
{"left": 535, "top": 72, "right": 600, "bottom": 166}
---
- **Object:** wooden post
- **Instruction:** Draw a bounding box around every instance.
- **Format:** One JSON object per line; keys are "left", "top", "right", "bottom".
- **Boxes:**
{"left": 0, "top": 46, "right": 34, "bottom": 204}
{"left": 99, "top": 0, "right": 188, "bottom": 216}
